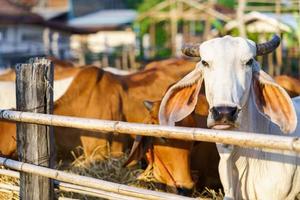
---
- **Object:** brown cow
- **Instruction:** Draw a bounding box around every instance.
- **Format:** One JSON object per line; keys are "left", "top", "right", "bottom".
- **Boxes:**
{"left": 0, "top": 60, "right": 82, "bottom": 157}
{"left": 274, "top": 75, "right": 300, "bottom": 98}
{"left": 0, "top": 58, "right": 196, "bottom": 160}
{"left": 125, "top": 96, "right": 220, "bottom": 196}
{"left": 54, "top": 59, "right": 196, "bottom": 159}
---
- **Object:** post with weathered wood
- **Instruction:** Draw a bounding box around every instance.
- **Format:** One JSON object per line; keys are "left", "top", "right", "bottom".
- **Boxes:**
{"left": 149, "top": 22, "right": 156, "bottom": 58}
{"left": 16, "top": 58, "right": 55, "bottom": 200}
{"left": 275, "top": 0, "right": 282, "bottom": 76}
{"left": 237, "top": 0, "right": 246, "bottom": 38}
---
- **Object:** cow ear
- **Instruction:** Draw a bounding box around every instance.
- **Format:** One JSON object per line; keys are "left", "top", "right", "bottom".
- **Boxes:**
{"left": 143, "top": 100, "right": 154, "bottom": 111}
{"left": 123, "top": 135, "right": 147, "bottom": 167}
{"left": 159, "top": 67, "right": 203, "bottom": 125}
{"left": 252, "top": 69, "right": 297, "bottom": 134}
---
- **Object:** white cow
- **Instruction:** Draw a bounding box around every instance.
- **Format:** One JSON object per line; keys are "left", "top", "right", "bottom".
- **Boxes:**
{"left": 0, "top": 65, "right": 133, "bottom": 109}
{"left": 159, "top": 35, "right": 300, "bottom": 200}
{"left": 0, "top": 78, "right": 74, "bottom": 109}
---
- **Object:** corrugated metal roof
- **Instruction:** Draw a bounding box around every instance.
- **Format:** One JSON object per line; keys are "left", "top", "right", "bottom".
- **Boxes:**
{"left": 0, "top": 0, "right": 135, "bottom": 34}
{"left": 225, "top": 11, "right": 295, "bottom": 33}
{"left": 68, "top": 9, "right": 137, "bottom": 28}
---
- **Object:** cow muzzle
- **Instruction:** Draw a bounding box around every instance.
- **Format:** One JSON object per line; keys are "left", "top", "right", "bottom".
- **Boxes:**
{"left": 176, "top": 187, "right": 193, "bottom": 196}
{"left": 208, "top": 106, "right": 239, "bottom": 129}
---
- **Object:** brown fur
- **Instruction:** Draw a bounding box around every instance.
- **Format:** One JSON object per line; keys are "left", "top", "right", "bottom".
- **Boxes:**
{"left": 54, "top": 58, "right": 196, "bottom": 158}
{"left": 0, "top": 58, "right": 196, "bottom": 160}
{"left": 274, "top": 75, "right": 300, "bottom": 98}
{"left": 0, "top": 121, "right": 16, "bottom": 157}
{"left": 127, "top": 97, "right": 220, "bottom": 193}
{"left": 253, "top": 71, "right": 297, "bottom": 133}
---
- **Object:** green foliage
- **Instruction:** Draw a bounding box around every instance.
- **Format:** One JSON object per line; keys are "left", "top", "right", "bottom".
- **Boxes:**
{"left": 135, "top": 0, "right": 164, "bottom": 35}
{"left": 247, "top": 1, "right": 275, "bottom": 7}
{"left": 155, "top": 22, "right": 168, "bottom": 46}
{"left": 137, "top": 0, "right": 164, "bottom": 12}
{"left": 132, "top": 0, "right": 236, "bottom": 59}
{"left": 212, "top": 19, "right": 223, "bottom": 32}
{"left": 195, "top": 22, "right": 204, "bottom": 34}
{"left": 217, "top": 0, "right": 235, "bottom": 8}
{"left": 155, "top": 48, "right": 172, "bottom": 58}
{"left": 134, "top": 0, "right": 170, "bottom": 58}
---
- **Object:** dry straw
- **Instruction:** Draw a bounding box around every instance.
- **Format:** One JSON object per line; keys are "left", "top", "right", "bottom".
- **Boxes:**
{"left": 0, "top": 153, "right": 223, "bottom": 200}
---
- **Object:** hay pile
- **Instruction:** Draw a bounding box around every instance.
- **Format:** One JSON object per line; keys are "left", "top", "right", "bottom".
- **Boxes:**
{"left": 59, "top": 151, "right": 223, "bottom": 200}
{"left": 0, "top": 166, "right": 19, "bottom": 200}
{"left": 0, "top": 151, "right": 223, "bottom": 200}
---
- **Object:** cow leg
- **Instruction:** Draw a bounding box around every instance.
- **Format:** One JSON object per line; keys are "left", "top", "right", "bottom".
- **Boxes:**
{"left": 110, "top": 133, "right": 130, "bottom": 158}
{"left": 80, "top": 132, "right": 109, "bottom": 160}
{"left": 0, "top": 121, "right": 17, "bottom": 158}
{"left": 137, "top": 148, "right": 154, "bottom": 180}
{"left": 217, "top": 144, "right": 235, "bottom": 200}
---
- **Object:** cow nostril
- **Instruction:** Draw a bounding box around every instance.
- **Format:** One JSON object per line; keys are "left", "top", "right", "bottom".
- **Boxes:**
{"left": 211, "top": 107, "right": 222, "bottom": 121}
{"left": 229, "top": 107, "right": 239, "bottom": 119}
{"left": 211, "top": 106, "right": 239, "bottom": 121}
{"left": 177, "top": 187, "right": 193, "bottom": 196}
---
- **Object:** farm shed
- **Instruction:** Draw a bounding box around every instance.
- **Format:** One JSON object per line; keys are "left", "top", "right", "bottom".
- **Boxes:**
{"left": 225, "top": 11, "right": 300, "bottom": 76}
{"left": 224, "top": 11, "right": 293, "bottom": 34}
{"left": 0, "top": 0, "right": 71, "bottom": 68}
{"left": 0, "top": 0, "right": 138, "bottom": 69}
{"left": 67, "top": 9, "right": 138, "bottom": 68}
{"left": 137, "top": 0, "right": 234, "bottom": 58}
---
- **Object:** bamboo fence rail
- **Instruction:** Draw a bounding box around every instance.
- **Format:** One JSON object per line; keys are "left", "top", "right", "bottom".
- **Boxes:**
{"left": 0, "top": 181, "right": 141, "bottom": 200}
{"left": 0, "top": 183, "right": 79, "bottom": 200}
{"left": 0, "top": 109, "right": 299, "bottom": 153}
{"left": 0, "top": 169, "right": 141, "bottom": 200}
{"left": 0, "top": 157, "right": 195, "bottom": 200}
{"left": 57, "top": 181, "right": 142, "bottom": 200}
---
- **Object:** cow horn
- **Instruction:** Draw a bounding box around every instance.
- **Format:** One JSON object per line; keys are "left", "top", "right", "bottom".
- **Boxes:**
{"left": 181, "top": 43, "right": 201, "bottom": 57}
{"left": 256, "top": 35, "right": 281, "bottom": 56}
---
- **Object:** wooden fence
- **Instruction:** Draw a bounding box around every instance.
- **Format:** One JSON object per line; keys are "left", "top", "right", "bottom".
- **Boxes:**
{"left": 0, "top": 109, "right": 300, "bottom": 153}
{"left": 0, "top": 58, "right": 299, "bottom": 200}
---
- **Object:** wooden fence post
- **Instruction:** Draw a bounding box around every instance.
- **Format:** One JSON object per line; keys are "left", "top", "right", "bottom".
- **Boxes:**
{"left": 16, "top": 58, "right": 55, "bottom": 200}
{"left": 237, "top": 0, "right": 246, "bottom": 38}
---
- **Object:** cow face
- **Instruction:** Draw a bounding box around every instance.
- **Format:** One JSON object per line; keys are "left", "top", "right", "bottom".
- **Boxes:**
{"left": 125, "top": 100, "right": 195, "bottom": 195}
{"left": 159, "top": 35, "right": 297, "bottom": 134}
{"left": 199, "top": 36, "right": 255, "bottom": 129}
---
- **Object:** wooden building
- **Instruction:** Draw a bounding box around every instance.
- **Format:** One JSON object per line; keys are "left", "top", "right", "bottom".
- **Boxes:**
{"left": 0, "top": 0, "right": 137, "bottom": 69}
{"left": 0, "top": 0, "right": 71, "bottom": 68}
{"left": 233, "top": 0, "right": 300, "bottom": 77}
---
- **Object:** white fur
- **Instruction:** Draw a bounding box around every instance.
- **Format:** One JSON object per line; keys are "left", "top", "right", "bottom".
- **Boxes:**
{"left": 0, "top": 77, "right": 74, "bottom": 109}
{"left": 102, "top": 67, "right": 135, "bottom": 75}
{"left": 198, "top": 36, "right": 300, "bottom": 200}
{"left": 217, "top": 94, "right": 300, "bottom": 200}
{"left": 160, "top": 36, "right": 300, "bottom": 200}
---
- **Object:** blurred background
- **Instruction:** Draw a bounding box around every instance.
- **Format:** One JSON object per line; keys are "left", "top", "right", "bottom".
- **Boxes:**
{"left": 0, "top": 0, "right": 299, "bottom": 77}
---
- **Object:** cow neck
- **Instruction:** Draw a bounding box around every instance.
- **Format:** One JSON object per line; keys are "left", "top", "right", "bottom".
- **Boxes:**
{"left": 238, "top": 89, "right": 270, "bottom": 134}
{"left": 228, "top": 94, "right": 300, "bottom": 200}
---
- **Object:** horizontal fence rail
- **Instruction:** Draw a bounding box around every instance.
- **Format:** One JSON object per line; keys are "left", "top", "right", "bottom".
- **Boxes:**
{"left": 0, "top": 169, "right": 143, "bottom": 200}
{"left": 0, "top": 157, "right": 195, "bottom": 200}
{"left": 0, "top": 109, "right": 299, "bottom": 153}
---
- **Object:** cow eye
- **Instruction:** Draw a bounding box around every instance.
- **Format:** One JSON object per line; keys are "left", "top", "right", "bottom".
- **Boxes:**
{"left": 202, "top": 60, "right": 209, "bottom": 67}
{"left": 246, "top": 58, "right": 253, "bottom": 66}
